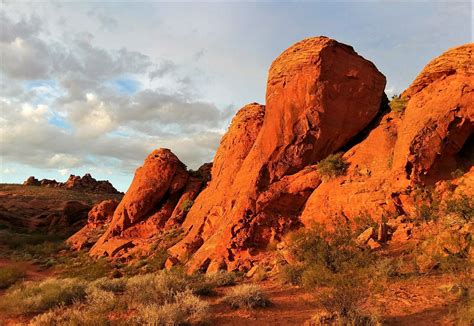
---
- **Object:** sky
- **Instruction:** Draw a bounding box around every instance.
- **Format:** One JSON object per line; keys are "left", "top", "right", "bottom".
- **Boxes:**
{"left": 0, "top": 1, "right": 472, "bottom": 191}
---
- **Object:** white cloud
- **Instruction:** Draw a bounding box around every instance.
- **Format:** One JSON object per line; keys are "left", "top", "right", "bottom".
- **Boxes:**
{"left": 58, "top": 168, "right": 70, "bottom": 176}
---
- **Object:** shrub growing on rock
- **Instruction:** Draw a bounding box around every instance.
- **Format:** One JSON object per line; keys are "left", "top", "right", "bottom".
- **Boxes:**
{"left": 389, "top": 95, "right": 408, "bottom": 114}
{"left": 316, "top": 153, "right": 349, "bottom": 180}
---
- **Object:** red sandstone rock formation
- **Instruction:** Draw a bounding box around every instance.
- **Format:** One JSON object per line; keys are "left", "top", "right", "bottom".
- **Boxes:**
{"left": 67, "top": 199, "right": 119, "bottom": 250}
{"left": 301, "top": 43, "right": 473, "bottom": 227}
{"left": 168, "top": 36, "right": 387, "bottom": 272}
{"left": 63, "top": 174, "right": 119, "bottom": 194}
{"left": 392, "top": 44, "right": 473, "bottom": 186}
{"left": 22, "top": 174, "right": 119, "bottom": 194}
{"left": 86, "top": 149, "right": 211, "bottom": 258}
{"left": 84, "top": 38, "right": 472, "bottom": 275}
{"left": 23, "top": 176, "right": 41, "bottom": 186}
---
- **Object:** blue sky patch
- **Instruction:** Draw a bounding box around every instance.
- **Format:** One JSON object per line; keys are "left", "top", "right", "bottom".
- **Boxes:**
{"left": 109, "top": 77, "right": 142, "bottom": 95}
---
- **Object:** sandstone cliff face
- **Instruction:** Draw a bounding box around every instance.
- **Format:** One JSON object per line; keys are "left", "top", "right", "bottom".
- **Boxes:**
{"left": 301, "top": 43, "right": 473, "bottom": 227}
{"left": 81, "top": 37, "right": 472, "bottom": 274}
{"left": 392, "top": 44, "right": 473, "bottom": 186}
{"left": 168, "top": 37, "right": 386, "bottom": 272}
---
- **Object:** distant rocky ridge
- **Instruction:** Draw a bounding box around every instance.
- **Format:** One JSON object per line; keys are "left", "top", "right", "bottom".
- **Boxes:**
{"left": 69, "top": 37, "right": 473, "bottom": 273}
{"left": 24, "top": 173, "right": 120, "bottom": 194}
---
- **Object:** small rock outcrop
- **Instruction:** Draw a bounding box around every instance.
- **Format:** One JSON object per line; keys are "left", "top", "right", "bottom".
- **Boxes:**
{"left": 67, "top": 199, "right": 119, "bottom": 250}
{"left": 83, "top": 149, "right": 211, "bottom": 258}
{"left": 23, "top": 174, "right": 120, "bottom": 194}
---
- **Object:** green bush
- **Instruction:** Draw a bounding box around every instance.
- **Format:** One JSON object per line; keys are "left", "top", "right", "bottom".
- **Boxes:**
{"left": 0, "top": 278, "right": 87, "bottom": 316}
{"left": 206, "top": 271, "right": 238, "bottom": 287}
{"left": 445, "top": 194, "right": 473, "bottom": 221}
{"left": 0, "top": 265, "right": 25, "bottom": 289}
{"left": 59, "top": 253, "right": 112, "bottom": 280}
{"left": 180, "top": 199, "right": 194, "bottom": 213}
{"left": 85, "top": 286, "right": 118, "bottom": 313}
{"left": 316, "top": 153, "right": 349, "bottom": 180}
{"left": 389, "top": 95, "right": 408, "bottom": 114}
{"left": 278, "top": 265, "right": 303, "bottom": 285}
{"left": 88, "top": 277, "right": 126, "bottom": 293}
{"left": 222, "top": 284, "right": 270, "bottom": 309}
{"left": 415, "top": 201, "right": 439, "bottom": 222}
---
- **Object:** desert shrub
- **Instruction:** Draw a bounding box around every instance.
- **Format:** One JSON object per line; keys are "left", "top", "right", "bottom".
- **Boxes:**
{"left": 316, "top": 153, "right": 349, "bottom": 180}
{"left": 206, "top": 271, "right": 238, "bottom": 287}
{"left": 415, "top": 201, "right": 440, "bottom": 222}
{"left": 445, "top": 194, "right": 473, "bottom": 221}
{"left": 142, "top": 249, "right": 169, "bottom": 273}
{"left": 0, "top": 231, "right": 66, "bottom": 265}
{"left": 278, "top": 264, "right": 303, "bottom": 285}
{"left": 59, "top": 253, "right": 112, "bottom": 280}
{"left": 0, "top": 265, "right": 25, "bottom": 289}
{"left": 129, "top": 290, "right": 209, "bottom": 325}
{"left": 456, "top": 287, "right": 474, "bottom": 325}
{"left": 389, "top": 95, "right": 408, "bottom": 114}
{"left": 85, "top": 287, "right": 118, "bottom": 313}
{"left": 30, "top": 304, "right": 109, "bottom": 326}
{"left": 222, "top": 284, "right": 270, "bottom": 309}
{"left": 284, "top": 225, "right": 374, "bottom": 288}
{"left": 181, "top": 199, "right": 194, "bottom": 213}
{"left": 88, "top": 277, "right": 126, "bottom": 293}
{"left": 436, "top": 255, "right": 472, "bottom": 274}
{"left": 0, "top": 278, "right": 87, "bottom": 316}
{"left": 316, "top": 284, "right": 379, "bottom": 326}
{"left": 353, "top": 212, "right": 378, "bottom": 235}
{"left": 124, "top": 270, "right": 200, "bottom": 307}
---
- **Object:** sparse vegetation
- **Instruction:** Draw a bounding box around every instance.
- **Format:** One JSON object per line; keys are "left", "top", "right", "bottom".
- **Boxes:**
{"left": 0, "top": 278, "right": 87, "bottom": 315}
{"left": 389, "top": 94, "right": 408, "bottom": 114}
{"left": 222, "top": 284, "right": 270, "bottom": 309}
{"left": 445, "top": 194, "right": 473, "bottom": 221}
{"left": 30, "top": 304, "right": 109, "bottom": 326}
{"left": 316, "top": 153, "right": 349, "bottom": 180}
{"left": 129, "top": 290, "right": 209, "bottom": 325}
{"left": 0, "top": 265, "right": 25, "bottom": 289}
{"left": 181, "top": 198, "right": 194, "bottom": 213}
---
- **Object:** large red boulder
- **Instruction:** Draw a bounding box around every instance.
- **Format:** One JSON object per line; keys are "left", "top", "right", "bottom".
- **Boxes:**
{"left": 88, "top": 149, "right": 210, "bottom": 258}
{"left": 392, "top": 43, "right": 473, "bottom": 186}
{"left": 301, "top": 43, "right": 473, "bottom": 227}
{"left": 169, "top": 36, "right": 387, "bottom": 272}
